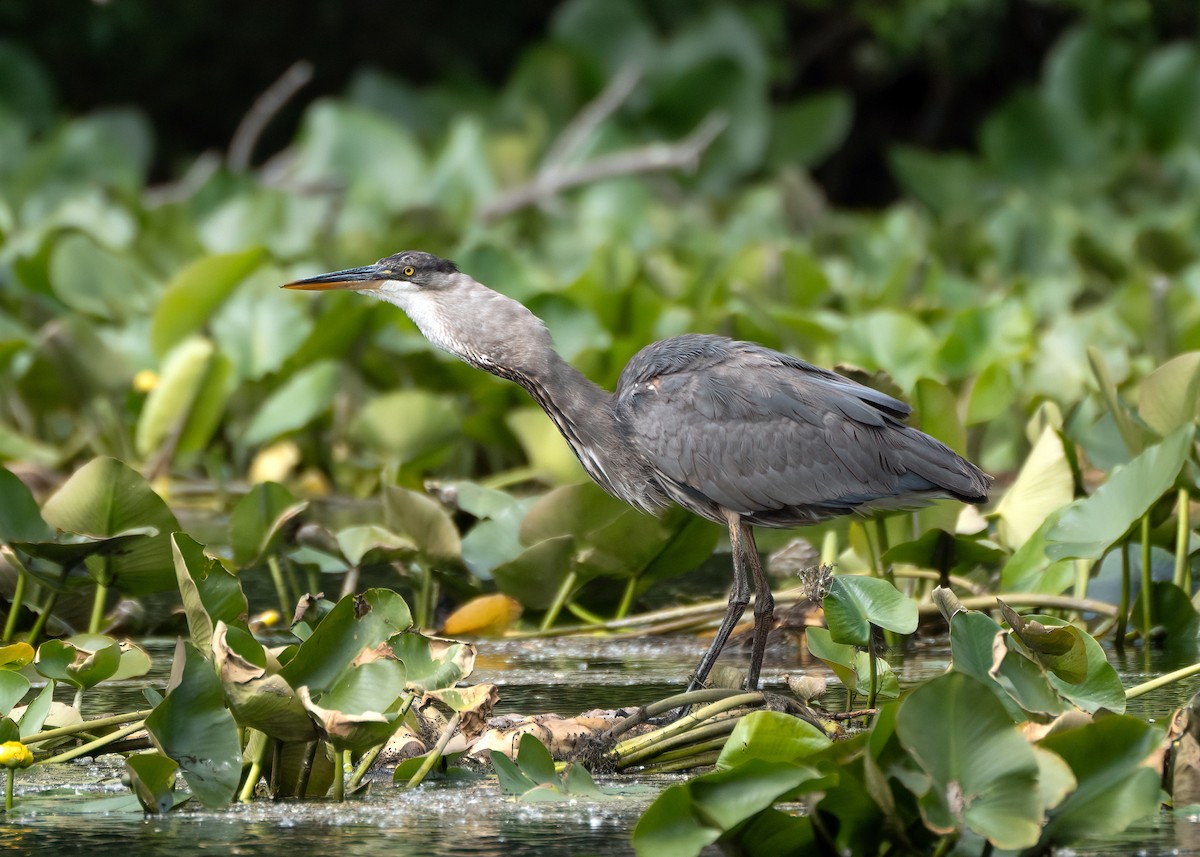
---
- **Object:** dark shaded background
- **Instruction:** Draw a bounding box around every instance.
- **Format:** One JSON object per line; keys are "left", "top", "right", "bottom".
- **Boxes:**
{"left": 3, "top": 0, "right": 1198, "bottom": 204}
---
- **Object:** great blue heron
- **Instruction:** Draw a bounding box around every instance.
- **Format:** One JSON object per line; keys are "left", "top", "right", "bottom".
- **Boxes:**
{"left": 284, "top": 251, "right": 990, "bottom": 691}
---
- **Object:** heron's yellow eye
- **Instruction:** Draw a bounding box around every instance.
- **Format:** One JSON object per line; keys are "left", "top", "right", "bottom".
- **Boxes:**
{"left": 403, "top": 266, "right": 415, "bottom": 277}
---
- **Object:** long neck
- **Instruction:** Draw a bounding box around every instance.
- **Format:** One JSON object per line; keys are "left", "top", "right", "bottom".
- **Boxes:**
{"left": 387, "top": 276, "right": 657, "bottom": 508}
{"left": 493, "top": 350, "right": 642, "bottom": 503}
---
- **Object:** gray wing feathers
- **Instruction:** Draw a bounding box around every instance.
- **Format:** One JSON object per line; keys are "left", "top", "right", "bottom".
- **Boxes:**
{"left": 616, "top": 337, "right": 988, "bottom": 524}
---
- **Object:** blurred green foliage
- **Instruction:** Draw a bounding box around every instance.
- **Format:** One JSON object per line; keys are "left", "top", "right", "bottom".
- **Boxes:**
{"left": 1, "top": 0, "right": 1200, "bottom": 628}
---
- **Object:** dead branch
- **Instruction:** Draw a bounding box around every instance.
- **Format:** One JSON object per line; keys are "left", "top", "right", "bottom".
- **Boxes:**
{"left": 228, "top": 60, "right": 314, "bottom": 173}
{"left": 480, "top": 110, "right": 729, "bottom": 220}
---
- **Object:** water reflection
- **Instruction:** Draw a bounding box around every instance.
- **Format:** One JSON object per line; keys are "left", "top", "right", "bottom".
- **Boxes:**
{"left": 13, "top": 633, "right": 1200, "bottom": 857}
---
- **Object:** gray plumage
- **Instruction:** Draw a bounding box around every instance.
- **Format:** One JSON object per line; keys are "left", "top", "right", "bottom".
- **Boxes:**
{"left": 285, "top": 250, "right": 990, "bottom": 691}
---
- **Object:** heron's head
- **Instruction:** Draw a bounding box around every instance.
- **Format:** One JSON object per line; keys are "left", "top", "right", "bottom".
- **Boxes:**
{"left": 283, "top": 250, "right": 460, "bottom": 298}
{"left": 283, "top": 250, "right": 552, "bottom": 374}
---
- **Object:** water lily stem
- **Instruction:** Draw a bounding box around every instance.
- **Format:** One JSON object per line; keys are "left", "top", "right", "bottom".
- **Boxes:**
{"left": 541, "top": 569, "right": 578, "bottom": 631}
{"left": 406, "top": 711, "right": 460, "bottom": 789}
{"left": 72, "top": 687, "right": 83, "bottom": 711}
{"left": 867, "top": 640, "right": 879, "bottom": 711}
{"left": 1125, "top": 659, "right": 1200, "bottom": 700}
{"left": 4, "top": 768, "right": 12, "bottom": 811}
{"left": 26, "top": 709, "right": 154, "bottom": 745}
{"left": 615, "top": 576, "right": 637, "bottom": 620}
{"left": 239, "top": 729, "right": 269, "bottom": 802}
{"left": 295, "top": 740, "right": 317, "bottom": 797}
{"left": 1, "top": 546, "right": 28, "bottom": 642}
{"left": 333, "top": 749, "right": 346, "bottom": 801}
{"left": 347, "top": 693, "right": 416, "bottom": 792}
{"left": 37, "top": 719, "right": 145, "bottom": 764}
{"left": 1117, "top": 544, "right": 1130, "bottom": 651}
{"left": 87, "top": 583, "right": 108, "bottom": 635}
{"left": 1140, "top": 514, "right": 1153, "bottom": 634}
{"left": 613, "top": 692, "right": 764, "bottom": 764}
{"left": 267, "top": 555, "right": 290, "bottom": 616}
{"left": 1176, "top": 488, "right": 1191, "bottom": 591}
{"left": 604, "top": 688, "right": 752, "bottom": 740}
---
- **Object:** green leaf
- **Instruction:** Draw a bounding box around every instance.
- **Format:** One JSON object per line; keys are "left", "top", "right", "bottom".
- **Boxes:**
{"left": 335, "top": 524, "right": 415, "bottom": 567}
{"left": 824, "top": 575, "right": 918, "bottom": 646}
{"left": 716, "top": 710, "right": 830, "bottom": 770}
{"left": 49, "top": 232, "right": 156, "bottom": 322}
{"left": 33, "top": 637, "right": 120, "bottom": 690}
{"left": 125, "top": 753, "right": 179, "bottom": 815}
{"left": 383, "top": 485, "right": 461, "bottom": 563}
{"left": 1132, "top": 42, "right": 1200, "bottom": 152}
{"left": 41, "top": 457, "right": 180, "bottom": 595}
{"left": 804, "top": 626, "right": 858, "bottom": 692}
{"left": 299, "top": 658, "right": 406, "bottom": 753}
{"left": 998, "top": 603, "right": 1088, "bottom": 684}
{"left": 242, "top": 359, "right": 340, "bottom": 446}
{"left": 390, "top": 632, "right": 475, "bottom": 693}
{"left": 172, "top": 533, "right": 249, "bottom": 654}
{"left": 506, "top": 407, "right": 585, "bottom": 485}
{"left": 492, "top": 535, "right": 575, "bottom": 610}
{"left": 896, "top": 672, "right": 1043, "bottom": 850}
{"left": 212, "top": 622, "right": 315, "bottom": 743}
{"left": 1037, "top": 715, "right": 1164, "bottom": 846}
{"left": 350, "top": 389, "right": 461, "bottom": 462}
{"left": 212, "top": 272, "right": 314, "bottom": 381}
{"left": 0, "top": 670, "right": 30, "bottom": 715}
{"left": 150, "top": 249, "right": 264, "bottom": 358}
{"left": 993, "top": 424, "right": 1075, "bottom": 550}
{"left": 229, "top": 481, "right": 307, "bottom": 567}
{"left": 1046, "top": 424, "right": 1193, "bottom": 561}
{"left": 0, "top": 465, "right": 52, "bottom": 542}
{"left": 767, "top": 91, "right": 852, "bottom": 169}
{"left": 279, "top": 589, "right": 413, "bottom": 696}
{"left": 1138, "top": 352, "right": 1200, "bottom": 438}
{"left": 135, "top": 337, "right": 234, "bottom": 460}
{"left": 145, "top": 640, "right": 241, "bottom": 808}
{"left": 632, "top": 783, "right": 720, "bottom": 857}
{"left": 913, "top": 378, "right": 966, "bottom": 455}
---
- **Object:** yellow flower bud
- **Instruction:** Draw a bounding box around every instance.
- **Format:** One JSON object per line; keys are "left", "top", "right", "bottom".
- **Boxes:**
{"left": 0, "top": 741, "right": 32, "bottom": 769}
{"left": 132, "top": 369, "right": 159, "bottom": 393}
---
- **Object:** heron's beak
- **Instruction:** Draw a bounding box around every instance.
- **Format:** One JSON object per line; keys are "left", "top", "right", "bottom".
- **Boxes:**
{"left": 282, "top": 264, "right": 387, "bottom": 291}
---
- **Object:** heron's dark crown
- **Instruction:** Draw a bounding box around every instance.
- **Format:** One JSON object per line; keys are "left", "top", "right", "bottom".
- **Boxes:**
{"left": 381, "top": 250, "right": 459, "bottom": 277}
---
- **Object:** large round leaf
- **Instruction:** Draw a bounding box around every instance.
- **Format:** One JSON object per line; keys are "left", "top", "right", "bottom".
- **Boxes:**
{"left": 896, "top": 672, "right": 1043, "bottom": 850}
{"left": 824, "top": 575, "right": 918, "bottom": 646}
{"left": 41, "top": 458, "right": 179, "bottom": 595}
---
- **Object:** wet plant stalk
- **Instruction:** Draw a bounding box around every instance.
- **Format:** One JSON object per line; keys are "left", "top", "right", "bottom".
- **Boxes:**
{"left": 38, "top": 719, "right": 145, "bottom": 764}
{"left": 333, "top": 749, "right": 346, "bottom": 801}
{"left": 540, "top": 568, "right": 577, "bottom": 631}
{"left": 348, "top": 693, "right": 416, "bottom": 792}
{"left": 1125, "top": 660, "right": 1200, "bottom": 700}
{"left": 613, "top": 692, "right": 763, "bottom": 765}
{"left": 1, "top": 546, "right": 28, "bottom": 642}
{"left": 239, "top": 729, "right": 270, "bottom": 802}
{"left": 617, "top": 717, "right": 740, "bottom": 768}
{"left": 1176, "top": 488, "right": 1191, "bottom": 591}
{"left": 640, "top": 750, "right": 721, "bottom": 773}
{"left": 604, "top": 688, "right": 750, "bottom": 740}
{"left": 1117, "top": 544, "right": 1130, "bottom": 651}
{"left": 87, "top": 583, "right": 108, "bottom": 635}
{"left": 615, "top": 576, "right": 637, "bottom": 620}
{"left": 27, "top": 709, "right": 155, "bottom": 744}
{"left": 1141, "top": 514, "right": 1153, "bottom": 634}
{"left": 267, "top": 555, "right": 291, "bottom": 616}
{"left": 867, "top": 641, "right": 879, "bottom": 710}
{"left": 406, "top": 711, "right": 460, "bottom": 788}
{"left": 4, "top": 768, "right": 11, "bottom": 811}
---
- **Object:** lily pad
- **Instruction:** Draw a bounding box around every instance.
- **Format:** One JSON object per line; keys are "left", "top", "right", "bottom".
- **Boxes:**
{"left": 896, "top": 672, "right": 1043, "bottom": 850}
{"left": 824, "top": 574, "right": 918, "bottom": 647}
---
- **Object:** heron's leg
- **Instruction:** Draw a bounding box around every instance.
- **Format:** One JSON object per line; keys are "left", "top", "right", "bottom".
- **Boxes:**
{"left": 742, "top": 523, "right": 774, "bottom": 690}
{"left": 686, "top": 512, "right": 750, "bottom": 692}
